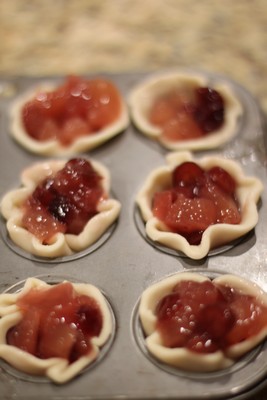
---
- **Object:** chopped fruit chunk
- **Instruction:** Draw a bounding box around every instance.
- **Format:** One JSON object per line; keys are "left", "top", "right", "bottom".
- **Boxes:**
{"left": 153, "top": 191, "right": 175, "bottom": 221}
{"left": 164, "top": 193, "right": 217, "bottom": 233}
{"left": 173, "top": 280, "right": 225, "bottom": 306}
{"left": 22, "top": 76, "right": 122, "bottom": 146}
{"left": 217, "top": 287, "right": 267, "bottom": 346}
{"left": 39, "top": 315, "right": 78, "bottom": 360}
{"left": 7, "top": 309, "right": 40, "bottom": 355}
{"left": 22, "top": 197, "right": 66, "bottom": 243}
{"left": 149, "top": 86, "right": 225, "bottom": 142}
{"left": 156, "top": 293, "right": 196, "bottom": 348}
{"left": 161, "top": 113, "right": 203, "bottom": 142}
{"left": 198, "top": 178, "right": 241, "bottom": 224}
{"left": 208, "top": 166, "right": 237, "bottom": 195}
{"left": 149, "top": 96, "right": 178, "bottom": 126}
{"left": 7, "top": 282, "right": 103, "bottom": 363}
{"left": 21, "top": 158, "right": 104, "bottom": 243}
{"left": 152, "top": 162, "right": 241, "bottom": 244}
{"left": 155, "top": 279, "right": 267, "bottom": 354}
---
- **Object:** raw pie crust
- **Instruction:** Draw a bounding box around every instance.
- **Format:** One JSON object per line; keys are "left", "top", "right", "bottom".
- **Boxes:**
{"left": 10, "top": 81, "right": 130, "bottom": 156}
{"left": 128, "top": 71, "right": 243, "bottom": 151}
{"left": 136, "top": 151, "right": 263, "bottom": 259}
{"left": 0, "top": 159, "right": 121, "bottom": 258}
{"left": 0, "top": 277, "right": 113, "bottom": 383}
{"left": 139, "top": 271, "right": 267, "bottom": 372}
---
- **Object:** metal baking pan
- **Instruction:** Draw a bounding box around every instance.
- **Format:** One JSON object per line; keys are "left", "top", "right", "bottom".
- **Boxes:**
{"left": 0, "top": 69, "right": 266, "bottom": 399}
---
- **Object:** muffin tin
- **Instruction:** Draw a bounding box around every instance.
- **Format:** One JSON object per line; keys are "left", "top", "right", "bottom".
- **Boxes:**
{"left": 0, "top": 70, "right": 267, "bottom": 399}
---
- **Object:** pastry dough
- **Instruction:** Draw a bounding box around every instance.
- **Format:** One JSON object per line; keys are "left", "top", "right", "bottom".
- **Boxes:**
{"left": 0, "top": 277, "right": 113, "bottom": 383}
{"left": 139, "top": 272, "right": 267, "bottom": 372}
{"left": 1, "top": 159, "right": 121, "bottom": 258}
{"left": 10, "top": 79, "right": 129, "bottom": 156}
{"left": 128, "top": 71, "right": 242, "bottom": 151}
{"left": 136, "top": 151, "right": 263, "bottom": 259}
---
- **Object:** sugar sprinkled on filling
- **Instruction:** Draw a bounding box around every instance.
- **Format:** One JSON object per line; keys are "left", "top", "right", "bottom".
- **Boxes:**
{"left": 22, "top": 75, "right": 122, "bottom": 146}
{"left": 139, "top": 272, "right": 267, "bottom": 371}
{"left": 7, "top": 281, "right": 103, "bottom": 363}
{"left": 21, "top": 158, "right": 104, "bottom": 243}
{"left": 152, "top": 161, "right": 241, "bottom": 245}
{"left": 156, "top": 279, "right": 267, "bottom": 353}
{"left": 149, "top": 87, "right": 225, "bottom": 142}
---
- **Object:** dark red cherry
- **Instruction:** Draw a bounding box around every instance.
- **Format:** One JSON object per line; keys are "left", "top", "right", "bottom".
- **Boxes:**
{"left": 194, "top": 87, "right": 224, "bottom": 133}
{"left": 208, "top": 166, "right": 236, "bottom": 195}
{"left": 172, "top": 162, "right": 205, "bottom": 188}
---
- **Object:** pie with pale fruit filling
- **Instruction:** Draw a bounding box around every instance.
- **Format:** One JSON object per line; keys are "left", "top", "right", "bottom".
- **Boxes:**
{"left": 10, "top": 75, "right": 129, "bottom": 155}
{"left": 128, "top": 72, "right": 242, "bottom": 151}
{"left": 0, "top": 277, "right": 113, "bottom": 383}
{"left": 136, "top": 151, "right": 263, "bottom": 259}
{"left": 139, "top": 271, "right": 267, "bottom": 372}
{"left": 0, "top": 157, "right": 121, "bottom": 258}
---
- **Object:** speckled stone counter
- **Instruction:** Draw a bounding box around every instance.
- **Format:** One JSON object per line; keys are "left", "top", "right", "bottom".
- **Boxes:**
{"left": 0, "top": 0, "right": 267, "bottom": 114}
{"left": 0, "top": 1, "right": 267, "bottom": 400}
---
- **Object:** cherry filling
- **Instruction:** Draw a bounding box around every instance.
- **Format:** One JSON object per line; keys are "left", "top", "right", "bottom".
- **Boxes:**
{"left": 22, "top": 158, "right": 104, "bottom": 244}
{"left": 156, "top": 280, "right": 267, "bottom": 354}
{"left": 152, "top": 162, "right": 241, "bottom": 245}
{"left": 22, "top": 75, "right": 122, "bottom": 146}
{"left": 149, "top": 87, "right": 224, "bottom": 141}
{"left": 7, "top": 282, "right": 103, "bottom": 363}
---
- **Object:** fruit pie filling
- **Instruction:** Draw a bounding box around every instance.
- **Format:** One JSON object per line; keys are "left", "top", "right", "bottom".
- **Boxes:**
{"left": 21, "top": 158, "right": 104, "bottom": 244}
{"left": 22, "top": 75, "right": 122, "bottom": 146}
{"left": 7, "top": 281, "right": 103, "bottom": 363}
{"left": 149, "top": 87, "right": 225, "bottom": 142}
{"left": 152, "top": 161, "right": 241, "bottom": 245}
{"left": 139, "top": 272, "right": 267, "bottom": 372}
{"left": 156, "top": 279, "right": 267, "bottom": 354}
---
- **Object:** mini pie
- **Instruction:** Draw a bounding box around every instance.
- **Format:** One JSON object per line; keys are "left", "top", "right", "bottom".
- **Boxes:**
{"left": 0, "top": 158, "right": 121, "bottom": 258}
{"left": 139, "top": 271, "right": 267, "bottom": 372}
{"left": 128, "top": 71, "right": 243, "bottom": 151}
{"left": 0, "top": 277, "right": 113, "bottom": 383}
{"left": 10, "top": 76, "right": 130, "bottom": 156}
{"left": 136, "top": 151, "right": 263, "bottom": 259}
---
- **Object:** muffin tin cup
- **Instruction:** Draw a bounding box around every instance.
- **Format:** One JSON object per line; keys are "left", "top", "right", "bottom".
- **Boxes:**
{"left": 0, "top": 274, "right": 116, "bottom": 383}
{"left": 0, "top": 202, "right": 119, "bottom": 264}
{"left": 0, "top": 70, "right": 267, "bottom": 399}
{"left": 131, "top": 268, "right": 266, "bottom": 381}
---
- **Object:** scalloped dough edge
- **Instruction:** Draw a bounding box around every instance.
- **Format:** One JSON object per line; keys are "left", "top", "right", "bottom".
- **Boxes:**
{"left": 10, "top": 80, "right": 130, "bottom": 156}
{"left": 0, "top": 277, "right": 113, "bottom": 383}
{"left": 128, "top": 71, "right": 243, "bottom": 151}
{"left": 136, "top": 151, "right": 263, "bottom": 259}
{"left": 0, "top": 158, "right": 121, "bottom": 258}
{"left": 139, "top": 271, "right": 267, "bottom": 372}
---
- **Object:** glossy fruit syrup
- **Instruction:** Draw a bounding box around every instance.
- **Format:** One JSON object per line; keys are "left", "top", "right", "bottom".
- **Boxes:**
{"left": 22, "top": 75, "right": 122, "bottom": 146}
{"left": 7, "top": 282, "right": 103, "bottom": 362}
{"left": 149, "top": 87, "right": 224, "bottom": 141}
{"left": 152, "top": 162, "right": 241, "bottom": 245}
{"left": 156, "top": 279, "right": 267, "bottom": 354}
{"left": 22, "top": 158, "right": 104, "bottom": 243}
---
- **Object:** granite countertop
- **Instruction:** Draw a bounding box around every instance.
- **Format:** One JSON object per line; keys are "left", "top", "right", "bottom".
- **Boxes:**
{"left": 0, "top": 1, "right": 267, "bottom": 399}
{"left": 0, "top": 0, "right": 267, "bottom": 114}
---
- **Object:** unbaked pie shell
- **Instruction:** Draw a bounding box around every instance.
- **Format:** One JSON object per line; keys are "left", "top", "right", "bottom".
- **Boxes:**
{"left": 10, "top": 81, "right": 130, "bottom": 156}
{"left": 136, "top": 151, "right": 263, "bottom": 259}
{"left": 128, "top": 71, "right": 243, "bottom": 151}
{"left": 0, "top": 158, "right": 121, "bottom": 258}
{"left": 0, "top": 277, "right": 113, "bottom": 383}
{"left": 139, "top": 271, "right": 267, "bottom": 372}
